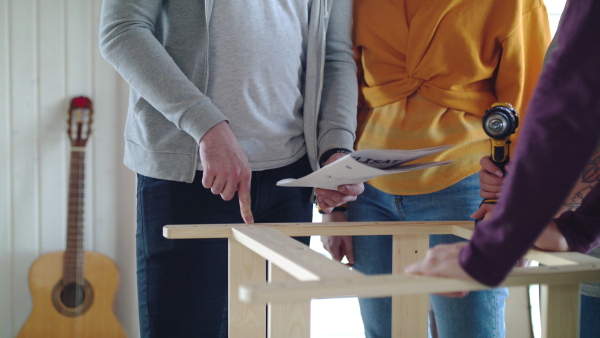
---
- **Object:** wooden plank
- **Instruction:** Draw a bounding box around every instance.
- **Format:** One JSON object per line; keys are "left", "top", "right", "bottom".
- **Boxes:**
{"left": 505, "top": 286, "right": 534, "bottom": 338}
{"left": 450, "top": 223, "right": 599, "bottom": 267}
{"left": 452, "top": 223, "right": 600, "bottom": 269}
{"left": 449, "top": 223, "right": 599, "bottom": 267}
{"left": 164, "top": 221, "right": 465, "bottom": 239}
{"left": 239, "top": 263, "right": 600, "bottom": 304}
{"left": 231, "top": 226, "right": 359, "bottom": 281}
{"left": 392, "top": 234, "right": 429, "bottom": 338}
{"left": 268, "top": 264, "right": 310, "bottom": 338}
{"left": 526, "top": 251, "right": 600, "bottom": 267}
{"left": 229, "top": 238, "right": 266, "bottom": 338}
{"left": 541, "top": 284, "right": 580, "bottom": 338}
{"left": 452, "top": 224, "right": 474, "bottom": 240}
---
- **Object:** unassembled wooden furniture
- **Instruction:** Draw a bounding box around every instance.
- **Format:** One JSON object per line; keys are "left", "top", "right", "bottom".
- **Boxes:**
{"left": 164, "top": 221, "right": 600, "bottom": 338}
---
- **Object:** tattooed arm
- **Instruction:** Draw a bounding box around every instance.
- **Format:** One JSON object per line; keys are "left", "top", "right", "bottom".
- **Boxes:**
{"left": 535, "top": 141, "right": 600, "bottom": 251}
{"left": 557, "top": 141, "right": 600, "bottom": 213}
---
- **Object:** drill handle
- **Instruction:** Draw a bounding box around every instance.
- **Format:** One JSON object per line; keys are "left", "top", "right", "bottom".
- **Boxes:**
{"left": 490, "top": 139, "right": 511, "bottom": 174}
{"left": 492, "top": 156, "right": 509, "bottom": 174}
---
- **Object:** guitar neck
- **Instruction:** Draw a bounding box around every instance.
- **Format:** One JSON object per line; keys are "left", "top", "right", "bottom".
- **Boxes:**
{"left": 64, "top": 148, "right": 86, "bottom": 284}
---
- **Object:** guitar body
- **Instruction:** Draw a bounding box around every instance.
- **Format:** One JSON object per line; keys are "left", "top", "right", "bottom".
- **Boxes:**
{"left": 19, "top": 97, "right": 125, "bottom": 337}
{"left": 17, "top": 251, "right": 126, "bottom": 338}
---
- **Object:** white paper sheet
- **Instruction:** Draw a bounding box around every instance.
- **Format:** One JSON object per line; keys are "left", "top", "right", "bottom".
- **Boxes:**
{"left": 277, "top": 146, "right": 453, "bottom": 190}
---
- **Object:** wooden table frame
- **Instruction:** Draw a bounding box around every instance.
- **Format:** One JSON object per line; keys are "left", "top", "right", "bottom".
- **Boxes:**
{"left": 164, "top": 221, "right": 600, "bottom": 338}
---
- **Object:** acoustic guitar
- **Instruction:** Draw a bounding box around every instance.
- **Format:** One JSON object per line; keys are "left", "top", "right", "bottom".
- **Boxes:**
{"left": 18, "top": 97, "right": 126, "bottom": 337}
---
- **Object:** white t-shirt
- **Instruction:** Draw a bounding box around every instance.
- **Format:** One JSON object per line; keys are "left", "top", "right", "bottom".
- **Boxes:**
{"left": 202, "top": 0, "right": 311, "bottom": 171}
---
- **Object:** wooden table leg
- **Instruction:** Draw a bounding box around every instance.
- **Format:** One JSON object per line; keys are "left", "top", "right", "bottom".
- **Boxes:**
{"left": 229, "top": 238, "right": 267, "bottom": 338}
{"left": 268, "top": 263, "right": 310, "bottom": 338}
{"left": 392, "top": 234, "right": 430, "bottom": 338}
{"left": 541, "top": 283, "right": 580, "bottom": 338}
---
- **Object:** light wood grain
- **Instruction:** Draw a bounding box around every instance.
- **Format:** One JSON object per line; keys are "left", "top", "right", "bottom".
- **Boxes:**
{"left": 164, "top": 221, "right": 468, "bottom": 239}
{"left": 268, "top": 264, "right": 310, "bottom": 338}
{"left": 240, "top": 263, "right": 600, "bottom": 304}
{"left": 541, "top": 284, "right": 580, "bottom": 338}
{"left": 167, "top": 221, "right": 600, "bottom": 338}
{"left": 232, "top": 226, "right": 360, "bottom": 281}
{"left": 392, "top": 234, "right": 429, "bottom": 338}
{"left": 229, "top": 239, "right": 267, "bottom": 338}
{"left": 17, "top": 251, "right": 125, "bottom": 338}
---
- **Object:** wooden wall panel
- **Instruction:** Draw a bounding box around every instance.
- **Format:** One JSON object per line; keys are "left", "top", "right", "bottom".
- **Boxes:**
{"left": 38, "top": 0, "right": 67, "bottom": 254}
{"left": 0, "top": 0, "right": 12, "bottom": 334}
{"left": 90, "top": 0, "right": 138, "bottom": 328}
{"left": 9, "top": 0, "right": 40, "bottom": 331}
{"left": 66, "top": 0, "right": 95, "bottom": 253}
{"left": 0, "top": 0, "right": 138, "bottom": 337}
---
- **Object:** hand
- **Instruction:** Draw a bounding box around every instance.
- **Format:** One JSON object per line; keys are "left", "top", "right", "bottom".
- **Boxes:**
{"left": 534, "top": 220, "right": 570, "bottom": 252}
{"left": 404, "top": 242, "right": 475, "bottom": 297}
{"left": 470, "top": 202, "right": 495, "bottom": 220}
{"left": 321, "top": 212, "right": 354, "bottom": 266}
{"left": 315, "top": 153, "right": 365, "bottom": 214}
{"left": 199, "top": 121, "right": 254, "bottom": 224}
{"left": 471, "top": 156, "right": 508, "bottom": 220}
{"left": 478, "top": 156, "right": 506, "bottom": 199}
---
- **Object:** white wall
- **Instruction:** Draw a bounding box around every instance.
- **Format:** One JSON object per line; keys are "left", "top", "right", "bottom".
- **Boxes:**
{"left": 0, "top": 0, "right": 138, "bottom": 337}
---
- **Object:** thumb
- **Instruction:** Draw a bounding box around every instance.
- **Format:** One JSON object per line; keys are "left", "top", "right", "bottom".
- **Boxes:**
{"left": 404, "top": 262, "right": 421, "bottom": 275}
{"left": 470, "top": 206, "right": 487, "bottom": 220}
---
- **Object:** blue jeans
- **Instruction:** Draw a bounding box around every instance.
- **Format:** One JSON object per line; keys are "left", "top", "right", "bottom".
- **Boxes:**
{"left": 136, "top": 155, "right": 313, "bottom": 338}
{"left": 581, "top": 295, "right": 600, "bottom": 338}
{"left": 347, "top": 176, "right": 508, "bottom": 338}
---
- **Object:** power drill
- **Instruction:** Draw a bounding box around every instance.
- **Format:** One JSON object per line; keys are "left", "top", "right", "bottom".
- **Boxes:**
{"left": 480, "top": 102, "right": 519, "bottom": 205}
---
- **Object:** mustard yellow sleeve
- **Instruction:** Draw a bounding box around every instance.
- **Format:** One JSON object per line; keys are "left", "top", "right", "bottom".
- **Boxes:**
{"left": 494, "top": 3, "right": 551, "bottom": 147}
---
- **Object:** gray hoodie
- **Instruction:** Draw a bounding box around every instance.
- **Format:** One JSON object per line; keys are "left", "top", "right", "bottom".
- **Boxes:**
{"left": 99, "top": 0, "right": 357, "bottom": 183}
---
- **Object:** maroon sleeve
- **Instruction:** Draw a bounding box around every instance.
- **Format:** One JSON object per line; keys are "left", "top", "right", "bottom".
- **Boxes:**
{"left": 555, "top": 185, "right": 600, "bottom": 254}
{"left": 459, "top": 0, "right": 600, "bottom": 286}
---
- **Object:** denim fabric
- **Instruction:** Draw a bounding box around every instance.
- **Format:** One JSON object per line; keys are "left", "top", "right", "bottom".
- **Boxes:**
{"left": 136, "top": 156, "right": 313, "bottom": 338}
{"left": 347, "top": 176, "right": 508, "bottom": 338}
{"left": 581, "top": 295, "right": 600, "bottom": 338}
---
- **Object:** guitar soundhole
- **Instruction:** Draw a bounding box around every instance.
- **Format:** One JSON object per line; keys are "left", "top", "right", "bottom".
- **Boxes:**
{"left": 61, "top": 283, "right": 86, "bottom": 308}
{"left": 52, "top": 279, "right": 94, "bottom": 317}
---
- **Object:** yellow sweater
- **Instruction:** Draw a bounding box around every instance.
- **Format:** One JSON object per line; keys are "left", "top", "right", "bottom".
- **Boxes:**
{"left": 353, "top": 0, "right": 551, "bottom": 195}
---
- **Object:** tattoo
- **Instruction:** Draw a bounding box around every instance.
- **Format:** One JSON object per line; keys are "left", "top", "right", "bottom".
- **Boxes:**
{"left": 563, "top": 186, "right": 592, "bottom": 211}
{"left": 582, "top": 144, "right": 600, "bottom": 183}
{"left": 563, "top": 142, "right": 600, "bottom": 210}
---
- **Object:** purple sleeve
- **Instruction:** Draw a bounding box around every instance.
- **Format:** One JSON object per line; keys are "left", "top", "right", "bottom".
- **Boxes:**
{"left": 459, "top": 0, "right": 600, "bottom": 286}
{"left": 555, "top": 185, "right": 600, "bottom": 253}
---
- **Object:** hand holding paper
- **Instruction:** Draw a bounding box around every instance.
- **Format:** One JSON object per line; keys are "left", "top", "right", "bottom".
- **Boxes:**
{"left": 277, "top": 146, "right": 452, "bottom": 190}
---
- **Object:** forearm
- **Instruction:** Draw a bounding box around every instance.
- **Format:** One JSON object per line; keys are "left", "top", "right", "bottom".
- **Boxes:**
{"left": 99, "top": 0, "right": 226, "bottom": 143}
{"left": 318, "top": 0, "right": 358, "bottom": 154}
{"left": 537, "top": 144, "right": 600, "bottom": 252}
{"left": 555, "top": 184, "right": 600, "bottom": 253}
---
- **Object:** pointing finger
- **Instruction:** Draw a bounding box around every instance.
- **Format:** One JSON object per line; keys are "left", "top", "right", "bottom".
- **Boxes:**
{"left": 238, "top": 181, "right": 254, "bottom": 224}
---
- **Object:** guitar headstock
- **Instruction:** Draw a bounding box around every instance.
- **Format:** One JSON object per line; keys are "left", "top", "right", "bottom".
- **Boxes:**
{"left": 68, "top": 96, "right": 93, "bottom": 147}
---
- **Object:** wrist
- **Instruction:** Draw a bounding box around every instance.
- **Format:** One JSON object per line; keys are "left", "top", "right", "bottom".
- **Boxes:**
{"left": 319, "top": 148, "right": 352, "bottom": 167}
